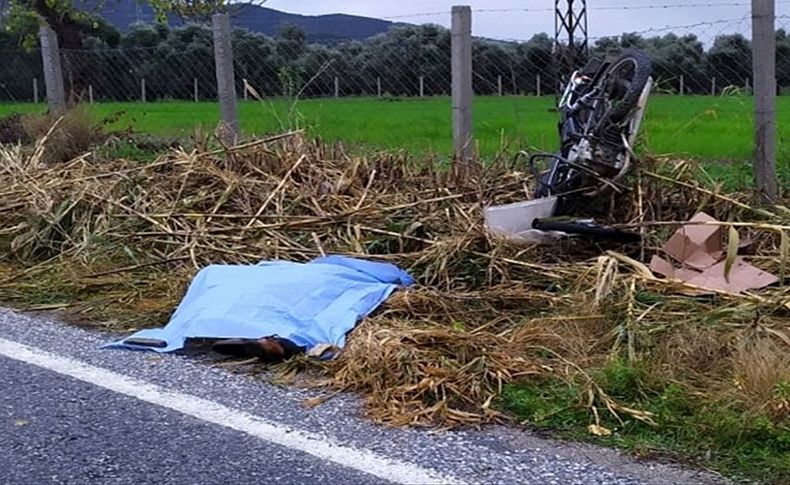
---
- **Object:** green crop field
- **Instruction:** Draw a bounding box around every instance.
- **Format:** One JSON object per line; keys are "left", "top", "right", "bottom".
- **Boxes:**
{"left": 2, "top": 95, "right": 790, "bottom": 165}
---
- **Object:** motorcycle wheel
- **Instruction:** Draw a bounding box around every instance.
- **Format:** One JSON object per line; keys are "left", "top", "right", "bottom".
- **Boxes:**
{"left": 602, "top": 50, "right": 652, "bottom": 124}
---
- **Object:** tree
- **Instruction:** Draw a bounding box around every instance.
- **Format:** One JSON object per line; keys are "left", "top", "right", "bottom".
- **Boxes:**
{"left": 707, "top": 33, "right": 752, "bottom": 90}
{"left": 6, "top": 0, "right": 248, "bottom": 49}
{"left": 641, "top": 33, "right": 706, "bottom": 94}
{"left": 775, "top": 29, "right": 790, "bottom": 92}
{"left": 515, "top": 33, "right": 554, "bottom": 94}
{"left": 4, "top": 0, "right": 254, "bottom": 101}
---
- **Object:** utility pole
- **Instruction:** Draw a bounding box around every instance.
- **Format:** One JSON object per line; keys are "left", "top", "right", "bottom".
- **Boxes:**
{"left": 752, "top": 0, "right": 779, "bottom": 202}
{"left": 554, "top": 0, "right": 589, "bottom": 90}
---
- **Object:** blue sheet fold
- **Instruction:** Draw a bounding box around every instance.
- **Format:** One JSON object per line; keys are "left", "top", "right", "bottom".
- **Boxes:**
{"left": 104, "top": 256, "right": 413, "bottom": 353}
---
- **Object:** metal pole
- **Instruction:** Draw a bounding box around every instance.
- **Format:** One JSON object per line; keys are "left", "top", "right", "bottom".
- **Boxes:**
{"left": 194, "top": 78, "right": 199, "bottom": 102}
{"left": 212, "top": 12, "right": 240, "bottom": 143}
{"left": 452, "top": 5, "right": 473, "bottom": 164}
{"left": 38, "top": 26, "right": 66, "bottom": 114}
{"left": 752, "top": 0, "right": 779, "bottom": 202}
{"left": 711, "top": 77, "right": 716, "bottom": 96}
{"left": 141, "top": 78, "right": 146, "bottom": 102}
{"left": 33, "top": 78, "right": 39, "bottom": 104}
{"left": 679, "top": 75, "right": 685, "bottom": 96}
{"left": 334, "top": 77, "right": 339, "bottom": 98}
{"left": 89, "top": 85, "right": 94, "bottom": 104}
{"left": 419, "top": 76, "right": 425, "bottom": 97}
{"left": 377, "top": 77, "right": 382, "bottom": 98}
{"left": 537, "top": 74, "right": 542, "bottom": 96}
{"left": 497, "top": 75, "right": 503, "bottom": 96}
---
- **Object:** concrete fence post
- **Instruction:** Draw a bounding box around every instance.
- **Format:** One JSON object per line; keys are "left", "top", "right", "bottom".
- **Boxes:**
{"left": 752, "top": 0, "right": 779, "bottom": 202}
{"left": 212, "top": 12, "right": 240, "bottom": 143}
{"left": 39, "top": 26, "right": 66, "bottom": 114}
{"left": 451, "top": 5, "right": 473, "bottom": 164}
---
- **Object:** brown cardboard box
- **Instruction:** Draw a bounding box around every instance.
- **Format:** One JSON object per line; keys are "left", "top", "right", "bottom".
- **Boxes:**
{"left": 650, "top": 212, "right": 778, "bottom": 294}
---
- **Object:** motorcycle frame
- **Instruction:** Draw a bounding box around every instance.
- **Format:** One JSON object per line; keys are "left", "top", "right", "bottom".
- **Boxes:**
{"left": 531, "top": 59, "right": 654, "bottom": 200}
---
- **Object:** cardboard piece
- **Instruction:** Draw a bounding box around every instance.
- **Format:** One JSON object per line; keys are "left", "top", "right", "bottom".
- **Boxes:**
{"left": 661, "top": 212, "right": 723, "bottom": 270}
{"left": 650, "top": 212, "right": 779, "bottom": 294}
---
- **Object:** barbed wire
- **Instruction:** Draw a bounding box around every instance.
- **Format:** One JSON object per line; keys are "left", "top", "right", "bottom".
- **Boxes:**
{"left": 381, "top": 1, "right": 790, "bottom": 20}
{"left": 488, "top": 17, "right": 753, "bottom": 45}
{"left": 2, "top": 11, "right": 790, "bottom": 102}
{"left": 587, "top": 16, "right": 751, "bottom": 41}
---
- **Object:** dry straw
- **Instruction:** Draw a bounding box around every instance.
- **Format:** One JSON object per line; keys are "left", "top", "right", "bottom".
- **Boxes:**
{"left": 0, "top": 127, "right": 787, "bottom": 427}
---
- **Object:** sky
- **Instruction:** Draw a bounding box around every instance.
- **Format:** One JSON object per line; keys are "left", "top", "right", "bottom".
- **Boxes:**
{"left": 262, "top": 1, "right": 790, "bottom": 43}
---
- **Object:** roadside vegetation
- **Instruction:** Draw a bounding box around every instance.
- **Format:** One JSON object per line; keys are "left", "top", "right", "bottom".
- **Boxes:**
{"left": 0, "top": 107, "right": 787, "bottom": 483}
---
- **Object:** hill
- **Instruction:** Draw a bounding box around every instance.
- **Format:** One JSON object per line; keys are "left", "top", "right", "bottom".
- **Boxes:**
{"left": 74, "top": 1, "right": 394, "bottom": 43}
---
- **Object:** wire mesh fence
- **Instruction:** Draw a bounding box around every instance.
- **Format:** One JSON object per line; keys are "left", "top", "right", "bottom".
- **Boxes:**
{"left": 0, "top": 49, "right": 43, "bottom": 102}
{"left": 0, "top": 8, "right": 789, "bottom": 102}
{"left": 231, "top": 25, "right": 453, "bottom": 99}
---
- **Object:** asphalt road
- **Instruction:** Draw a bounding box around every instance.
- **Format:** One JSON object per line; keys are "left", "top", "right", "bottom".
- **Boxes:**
{"left": 0, "top": 308, "right": 725, "bottom": 485}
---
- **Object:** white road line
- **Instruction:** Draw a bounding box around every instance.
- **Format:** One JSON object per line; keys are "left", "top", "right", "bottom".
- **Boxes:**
{"left": 0, "top": 337, "right": 461, "bottom": 485}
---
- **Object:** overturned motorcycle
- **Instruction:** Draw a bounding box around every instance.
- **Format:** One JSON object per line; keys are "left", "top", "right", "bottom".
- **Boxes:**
{"left": 485, "top": 49, "right": 654, "bottom": 245}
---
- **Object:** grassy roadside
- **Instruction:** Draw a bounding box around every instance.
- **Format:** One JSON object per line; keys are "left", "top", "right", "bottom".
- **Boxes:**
{"left": 0, "top": 107, "right": 787, "bottom": 484}
{"left": 502, "top": 358, "right": 790, "bottom": 483}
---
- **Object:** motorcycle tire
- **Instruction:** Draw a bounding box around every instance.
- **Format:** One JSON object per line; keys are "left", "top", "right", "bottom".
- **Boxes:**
{"left": 603, "top": 49, "right": 652, "bottom": 124}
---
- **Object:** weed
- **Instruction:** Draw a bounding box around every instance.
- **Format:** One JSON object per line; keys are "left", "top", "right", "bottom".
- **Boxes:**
{"left": 20, "top": 106, "right": 104, "bottom": 163}
{"left": 503, "top": 358, "right": 790, "bottom": 484}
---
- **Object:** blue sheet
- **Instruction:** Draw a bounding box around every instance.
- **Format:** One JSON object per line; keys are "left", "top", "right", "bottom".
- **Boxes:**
{"left": 104, "top": 256, "right": 413, "bottom": 353}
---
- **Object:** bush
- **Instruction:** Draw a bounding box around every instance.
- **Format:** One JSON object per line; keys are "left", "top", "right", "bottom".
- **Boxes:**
{"left": 21, "top": 106, "right": 104, "bottom": 164}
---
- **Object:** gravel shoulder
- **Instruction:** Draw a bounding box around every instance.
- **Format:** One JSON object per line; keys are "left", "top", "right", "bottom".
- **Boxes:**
{"left": 0, "top": 308, "right": 726, "bottom": 485}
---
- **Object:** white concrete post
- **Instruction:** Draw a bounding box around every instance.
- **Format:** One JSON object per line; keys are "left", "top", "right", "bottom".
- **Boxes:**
{"left": 212, "top": 12, "right": 240, "bottom": 143}
{"left": 452, "top": 5, "right": 473, "bottom": 163}
{"left": 752, "top": 0, "right": 778, "bottom": 202}
{"left": 39, "top": 26, "right": 66, "bottom": 113}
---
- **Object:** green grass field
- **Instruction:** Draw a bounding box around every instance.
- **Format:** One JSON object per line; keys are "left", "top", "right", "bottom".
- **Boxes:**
{"left": 2, "top": 95, "right": 789, "bottom": 164}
